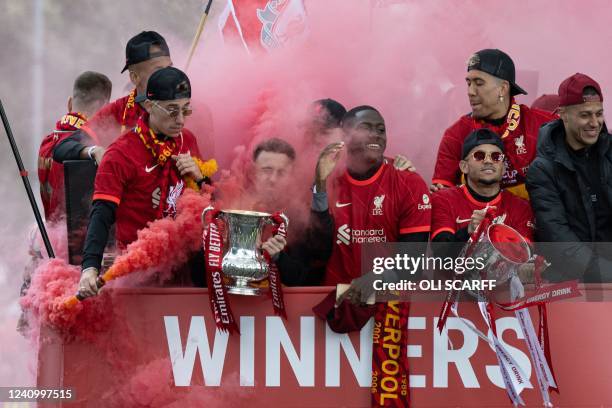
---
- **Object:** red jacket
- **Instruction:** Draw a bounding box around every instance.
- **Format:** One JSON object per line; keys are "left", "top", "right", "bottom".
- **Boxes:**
{"left": 433, "top": 102, "right": 556, "bottom": 198}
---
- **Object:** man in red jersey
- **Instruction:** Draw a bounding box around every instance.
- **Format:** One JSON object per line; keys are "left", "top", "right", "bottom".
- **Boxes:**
{"left": 53, "top": 31, "right": 172, "bottom": 162}
{"left": 38, "top": 71, "right": 112, "bottom": 221}
{"left": 78, "top": 67, "right": 215, "bottom": 296}
{"left": 431, "top": 128, "right": 534, "bottom": 249}
{"left": 310, "top": 106, "right": 431, "bottom": 326}
{"left": 309, "top": 108, "right": 429, "bottom": 407}
{"left": 431, "top": 49, "right": 556, "bottom": 199}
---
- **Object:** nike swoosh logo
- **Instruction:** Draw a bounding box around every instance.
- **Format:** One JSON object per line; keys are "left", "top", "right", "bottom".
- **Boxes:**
{"left": 335, "top": 202, "right": 352, "bottom": 208}
{"left": 456, "top": 217, "right": 471, "bottom": 224}
{"left": 145, "top": 164, "right": 159, "bottom": 173}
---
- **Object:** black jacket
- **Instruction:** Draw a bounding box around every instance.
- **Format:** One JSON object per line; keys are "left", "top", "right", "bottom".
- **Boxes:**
{"left": 526, "top": 119, "right": 612, "bottom": 282}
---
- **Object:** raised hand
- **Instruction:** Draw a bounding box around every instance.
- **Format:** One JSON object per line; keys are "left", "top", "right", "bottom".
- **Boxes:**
{"left": 393, "top": 154, "right": 416, "bottom": 172}
{"left": 315, "top": 142, "right": 344, "bottom": 192}
{"left": 468, "top": 206, "right": 496, "bottom": 234}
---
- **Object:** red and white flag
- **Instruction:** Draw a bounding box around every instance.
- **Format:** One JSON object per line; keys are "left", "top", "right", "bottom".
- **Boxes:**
{"left": 216, "top": 0, "right": 308, "bottom": 53}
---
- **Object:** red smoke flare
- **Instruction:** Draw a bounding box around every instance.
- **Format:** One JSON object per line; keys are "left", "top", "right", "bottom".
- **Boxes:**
{"left": 23, "top": 189, "right": 212, "bottom": 332}
{"left": 103, "top": 188, "right": 212, "bottom": 283}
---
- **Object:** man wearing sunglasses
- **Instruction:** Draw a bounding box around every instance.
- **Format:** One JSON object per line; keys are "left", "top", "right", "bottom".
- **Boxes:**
{"left": 78, "top": 67, "right": 213, "bottom": 297}
{"left": 527, "top": 73, "right": 612, "bottom": 282}
{"left": 431, "top": 128, "right": 534, "bottom": 246}
{"left": 53, "top": 31, "right": 173, "bottom": 165}
{"left": 431, "top": 49, "right": 555, "bottom": 199}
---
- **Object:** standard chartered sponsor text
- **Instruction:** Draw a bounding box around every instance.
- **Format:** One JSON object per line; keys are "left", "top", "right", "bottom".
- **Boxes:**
{"left": 352, "top": 228, "right": 386, "bottom": 243}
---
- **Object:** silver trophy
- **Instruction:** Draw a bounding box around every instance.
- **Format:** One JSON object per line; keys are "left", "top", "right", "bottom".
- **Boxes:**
{"left": 202, "top": 206, "right": 289, "bottom": 296}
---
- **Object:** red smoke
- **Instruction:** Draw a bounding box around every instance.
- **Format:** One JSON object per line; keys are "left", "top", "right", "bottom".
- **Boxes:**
{"left": 105, "top": 188, "right": 212, "bottom": 284}
{"left": 21, "top": 188, "right": 212, "bottom": 334}
{"left": 5, "top": 0, "right": 612, "bottom": 399}
{"left": 108, "top": 358, "right": 253, "bottom": 408}
{"left": 108, "top": 358, "right": 180, "bottom": 408}
{"left": 19, "top": 257, "right": 115, "bottom": 341}
{"left": 189, "top": 0, "right": 612, "bottom": 185}
{"left": 20, "top": 259, "right": 83, "bottom": 331}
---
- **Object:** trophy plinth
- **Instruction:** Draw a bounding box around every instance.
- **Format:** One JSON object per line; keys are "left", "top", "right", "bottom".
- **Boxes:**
{"left": 227, "top": 277, "right": 263, "bottom": 296}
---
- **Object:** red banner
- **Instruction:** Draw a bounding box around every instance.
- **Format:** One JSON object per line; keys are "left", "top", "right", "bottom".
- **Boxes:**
{"left": 36, "top": 286, "right": 612, "bottom": 407}
{"left": 263, "top": 212, "right": 288, "bottom": 318}
{"left": 203, "top": 209, "right": 239, "bottom": 334}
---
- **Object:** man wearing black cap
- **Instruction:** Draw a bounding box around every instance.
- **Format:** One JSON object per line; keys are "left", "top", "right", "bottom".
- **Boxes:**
{"left": 431, "top": 128, "right": 534, "bottom": 245}
{"left": 78, "top": 67, "right": 216, "bottom": 296}
{"left": 53, "top": 31, "right": 172, "bottom": 163}
{"left": 527, "top": 73, "right": 612, "bottom": 282}
{"left": 431, "top": 49, "right": 555, "bottom": 199}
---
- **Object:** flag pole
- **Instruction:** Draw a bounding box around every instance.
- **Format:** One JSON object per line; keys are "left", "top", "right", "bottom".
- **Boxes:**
{"left": 185, "top": 0, "right": 214, "bottom": 70}
{"left": 0, "top": 99, "right": 55, "bottom": 258}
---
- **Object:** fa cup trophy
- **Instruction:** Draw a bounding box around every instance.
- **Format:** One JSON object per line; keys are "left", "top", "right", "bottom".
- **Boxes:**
{"left": 202, "top": 206, "right": 289, "bottom": 296}
{"left": 202, "top": 205, "right": 289, "bottom": 333}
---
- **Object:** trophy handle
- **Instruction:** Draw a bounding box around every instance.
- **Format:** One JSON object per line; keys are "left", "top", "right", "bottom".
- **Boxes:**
{"left": 278, "top": 212, "right": 289, "bottom": 231}
{"left": 201, "top": 205, "right": 217, "bottom": 226}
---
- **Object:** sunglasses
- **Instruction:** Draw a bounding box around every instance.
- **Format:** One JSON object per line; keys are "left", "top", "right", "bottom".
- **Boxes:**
{"left": 471, "top": 150, "right": 505, "bottom": 162}
{"left": 151, "top": 101, "right": 193, "bottom": 119}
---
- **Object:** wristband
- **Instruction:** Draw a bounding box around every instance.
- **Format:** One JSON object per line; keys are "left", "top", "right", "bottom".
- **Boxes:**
{"left": 87, "top": 145, "right": 98, "bottom": 160}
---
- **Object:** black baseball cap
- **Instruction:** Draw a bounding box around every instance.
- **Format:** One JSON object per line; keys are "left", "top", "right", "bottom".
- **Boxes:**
{"left": 467, "top": 49, "right": 527, "bottom": 96}
{"left": 146, "top": 67, "right": 191, "bottom": 101}
{"left": 121, "top": 31, "right": 170, "bottom": 73}
{"left": 462, "top": 128, "right": 505, "bottom": 159}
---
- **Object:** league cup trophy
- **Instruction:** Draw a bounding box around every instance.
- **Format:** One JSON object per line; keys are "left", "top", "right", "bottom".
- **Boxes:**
{"left": 202, "top": 206, "right": 289, "bottom": 296}
{"left": 436, "top": 213, "right": 568, "bottom": 406}
{"left": 468, "top": 223, "right": 532, "bottom": 287}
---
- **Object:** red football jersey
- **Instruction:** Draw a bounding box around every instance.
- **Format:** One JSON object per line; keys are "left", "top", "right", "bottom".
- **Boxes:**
{"left": 432, "top": 103, "right": 555, "bottom": 198}
{"left": 324, "top": 163, "right": 432, "bottom": 285}
{"left": 431, "top": 185, "right": 534, "bottom": 242}
{"left": 81, "top": 90, "right": 144, "bottom": 147}
{"left": 93, "top": 125, "right": 202, "bottom": 247}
